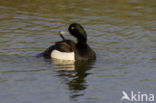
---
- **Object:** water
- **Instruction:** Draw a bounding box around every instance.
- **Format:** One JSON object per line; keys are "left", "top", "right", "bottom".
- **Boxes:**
{"left": 0, "top": 0, "right": 156, "bottom": 103}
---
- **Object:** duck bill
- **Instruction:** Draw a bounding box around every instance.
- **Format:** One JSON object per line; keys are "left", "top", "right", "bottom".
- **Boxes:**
{"left": 59, "top": 31, "right": 70, "bottom": 35}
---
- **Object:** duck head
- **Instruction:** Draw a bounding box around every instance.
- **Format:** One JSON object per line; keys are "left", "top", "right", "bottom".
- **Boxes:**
{"left": 68, "top": 23, "right": 87, "bottom": 43}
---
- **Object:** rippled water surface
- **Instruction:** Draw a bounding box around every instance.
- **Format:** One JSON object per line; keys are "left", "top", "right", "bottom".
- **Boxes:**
{"left": 0, "top": 0, "right": 156, "bottom": 103}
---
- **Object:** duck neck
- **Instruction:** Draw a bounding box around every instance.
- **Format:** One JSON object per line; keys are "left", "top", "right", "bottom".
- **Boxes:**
{"left": 77, "top": 39, "right": 87, "bottom": 46}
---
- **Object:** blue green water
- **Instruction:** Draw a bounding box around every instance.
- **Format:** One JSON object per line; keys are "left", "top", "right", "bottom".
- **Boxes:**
{"left": 0, "top": 0, "right": 155, "bottom": 103}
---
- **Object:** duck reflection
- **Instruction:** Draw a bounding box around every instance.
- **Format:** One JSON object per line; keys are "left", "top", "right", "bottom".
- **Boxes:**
{"left": 52, "top": 59, "right": 95, "bottom": 100}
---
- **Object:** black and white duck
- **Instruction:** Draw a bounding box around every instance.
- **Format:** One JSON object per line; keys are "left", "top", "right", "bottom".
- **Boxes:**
{"left": 41, "top": 23, "right": 96, "bottom": 60}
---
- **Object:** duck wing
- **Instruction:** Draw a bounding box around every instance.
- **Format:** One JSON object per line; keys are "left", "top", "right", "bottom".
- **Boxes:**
{"left": 40, "top": 40, "right": 76, "bottom": 59}
{"left": 55, "top": 40, "right": 75, "bottom": 52}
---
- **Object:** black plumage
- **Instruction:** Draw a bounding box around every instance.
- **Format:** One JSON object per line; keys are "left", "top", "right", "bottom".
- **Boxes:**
{"left": 40, "top": 23, "right": 96, "bottom": 60}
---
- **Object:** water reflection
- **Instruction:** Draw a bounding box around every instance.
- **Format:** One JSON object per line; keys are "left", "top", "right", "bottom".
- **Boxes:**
{"left": 52, "top": 59, "right": 75, "bottom": 71}
{"left": 52, "top": 59, "right": 95, "bottom": 100}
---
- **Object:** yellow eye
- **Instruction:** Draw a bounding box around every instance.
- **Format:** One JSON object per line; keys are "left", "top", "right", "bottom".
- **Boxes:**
{"left": 71, "top": 27, "right": 74, "bottom": 29}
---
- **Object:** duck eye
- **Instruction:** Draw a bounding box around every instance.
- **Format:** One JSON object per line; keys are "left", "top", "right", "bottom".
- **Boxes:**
{"left": 71, "top": 27, "right": 74, "bottom": 29}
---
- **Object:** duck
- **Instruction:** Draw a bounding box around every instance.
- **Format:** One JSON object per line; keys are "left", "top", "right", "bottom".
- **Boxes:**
{"left": 41, "top": 23, "right": 96, "bottom": 60}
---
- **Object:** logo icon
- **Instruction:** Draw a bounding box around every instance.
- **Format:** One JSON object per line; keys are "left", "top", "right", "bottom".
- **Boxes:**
{"left": 121, "top": 91, "right": 131, "bottom": 101}
{"left": 121, "top": 91, "right": 155, "bottom": 102}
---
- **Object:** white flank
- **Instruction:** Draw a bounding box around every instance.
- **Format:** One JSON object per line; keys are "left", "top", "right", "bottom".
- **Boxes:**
{"left": 51, "top": 50, "right": 75, "bottom": 60}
